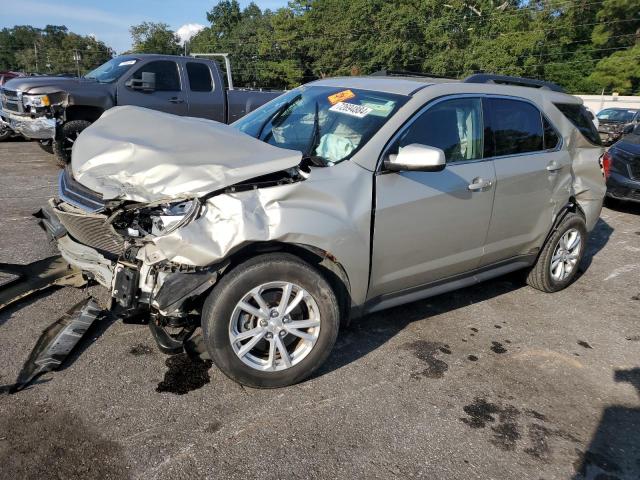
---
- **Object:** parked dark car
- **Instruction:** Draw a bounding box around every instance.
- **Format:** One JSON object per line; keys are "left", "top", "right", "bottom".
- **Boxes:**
{"left": 603, "top": 124, "right": 640, "bottom": 203}
{"left": 597, "top": 107, "right": 640, "bottom": 146}
{"left": 0, "top": 54, "right": 283, "bottom": 163}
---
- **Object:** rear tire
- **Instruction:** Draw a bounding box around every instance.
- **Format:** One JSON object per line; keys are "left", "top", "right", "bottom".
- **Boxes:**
{"left": 54, "top": 120, "right": 92, "bottom": 164}
{"left": 527, "top": 212, "right": 587, "bottom": 293}
{"left": 202, "top": 253, "right": 340, "bottom": 388}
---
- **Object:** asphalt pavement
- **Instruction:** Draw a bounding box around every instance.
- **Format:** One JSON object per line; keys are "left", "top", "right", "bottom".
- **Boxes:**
{"left": 0, "top": 140, "right": 638, "bottom": 480}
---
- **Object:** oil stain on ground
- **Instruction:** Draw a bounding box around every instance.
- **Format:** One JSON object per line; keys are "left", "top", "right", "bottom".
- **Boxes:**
{"left": 129, "top": 344, "right": 154, "bottom": 356}
{"left": 460, "top": 398, "right": 579, "bottom": 457}
{"left": 156, "top": 353, "right": 213, "bottom": 395}
{"left": 404, "top": 341, "right": 449, "bottom": 379}
{"left": 0, "top": 404, "right": 131, "bottom": 479}
{"left": 490, "top": 341, "right": 507, "bottom": 354}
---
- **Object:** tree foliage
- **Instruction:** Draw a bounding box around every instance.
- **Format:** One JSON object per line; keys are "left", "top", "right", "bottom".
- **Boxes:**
{"left": 129, "top": 22, "right": 181, "bottom": 55}
{"left": 188, "top": 0, "right": 640, "bottom": 93}
{"left": 0, "top": 25, "right": 112, "bottom": 75}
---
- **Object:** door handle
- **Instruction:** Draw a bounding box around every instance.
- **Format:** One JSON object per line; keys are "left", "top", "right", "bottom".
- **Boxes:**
{"left": 169, "top": 97, "right": 184, "bottom": 104}
{"left": 546, "top": 161, "right": 563, "bottom": 172}
{"left": 468, "top": 178, "right": 493, "bottom": 191}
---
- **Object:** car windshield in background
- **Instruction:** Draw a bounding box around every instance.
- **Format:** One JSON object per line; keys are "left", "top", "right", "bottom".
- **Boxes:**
{"left": 597, "top": 108, "right": 637, "bottom": 123}
{"left": 233, "top": 86, "right": 408, "bottom": 165}
{"left": 84, "top": 57, "right": 138, "bottom": 83}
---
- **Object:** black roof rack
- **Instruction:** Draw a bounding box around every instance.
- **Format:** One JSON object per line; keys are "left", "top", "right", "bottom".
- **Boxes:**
{"left": 370, "top": 70, "right": 453, "bottom": 80}
{"left": 463, "top": 74, "right": 565, "bottom": 93}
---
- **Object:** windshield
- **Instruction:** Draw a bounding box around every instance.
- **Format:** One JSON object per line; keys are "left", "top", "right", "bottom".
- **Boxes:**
{"left": 85, "top": 57, "right": 138, "bottom": 83}
{"left": 233, "top": 86, "right": 408, "bottom": 165}
{"left": 597, "top": 108, "right": 637, "bottom": 123}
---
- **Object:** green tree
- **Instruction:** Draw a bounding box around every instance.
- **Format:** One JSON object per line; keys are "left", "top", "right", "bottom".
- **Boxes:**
{"left": 589, "top": 45, "right": 640, "bottom": 94}
{"left": 130, "top": 22, "right": 181, "bottom": 55}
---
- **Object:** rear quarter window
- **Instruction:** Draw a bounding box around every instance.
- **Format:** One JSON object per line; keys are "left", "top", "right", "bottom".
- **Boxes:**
{"left": 554, "top": 103, "right": 602, "bottom": 145}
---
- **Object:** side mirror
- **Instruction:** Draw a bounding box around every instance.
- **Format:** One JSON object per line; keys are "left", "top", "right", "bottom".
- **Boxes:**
{"left": 384, "top": 144, "right": 446, "bottom": 172}
{"left": 125, "top": 71, "right": 156, "bottom": 92}
{"left": 622, "top": 124, "right": 634, "bottom": 135}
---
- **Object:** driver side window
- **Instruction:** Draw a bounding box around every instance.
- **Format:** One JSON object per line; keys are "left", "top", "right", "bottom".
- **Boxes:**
{"left": 129, "top": 61, "right": 181, "bottom": 91}
{"left": 398, "top": 97, "right": 484, "bottom": 163}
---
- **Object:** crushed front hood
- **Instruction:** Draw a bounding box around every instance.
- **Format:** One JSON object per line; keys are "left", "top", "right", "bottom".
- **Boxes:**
{"left": 71, "top": 106, "right": 302, "bottom": 202}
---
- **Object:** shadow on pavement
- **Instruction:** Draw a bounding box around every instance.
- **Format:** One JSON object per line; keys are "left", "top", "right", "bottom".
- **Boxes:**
{"left": 572, "top": 368, "right": 640, "bottom": 480}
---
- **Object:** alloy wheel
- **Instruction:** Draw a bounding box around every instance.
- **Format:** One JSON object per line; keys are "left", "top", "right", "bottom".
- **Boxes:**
{"left": 228, "top": 281, "right": 321, "bottom": 372}
{"left": 550, "top": 228, "right": 582, "bottom": 282}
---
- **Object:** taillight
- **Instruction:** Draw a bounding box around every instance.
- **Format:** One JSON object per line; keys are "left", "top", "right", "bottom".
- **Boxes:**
{"left": 602, "top": 151, "right": 612, "bottom": 178}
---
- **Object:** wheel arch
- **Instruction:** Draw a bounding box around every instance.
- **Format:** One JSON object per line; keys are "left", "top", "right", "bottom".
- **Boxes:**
{"left": 217, "top": 241, "right": 353, "bottom": 327}
{"left": 64, "top": 105, "right": 104, "bottom": 123}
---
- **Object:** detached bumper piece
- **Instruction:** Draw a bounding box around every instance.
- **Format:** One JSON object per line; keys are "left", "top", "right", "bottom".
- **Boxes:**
{"left": 11, "top": 298, "right": 103, "bottom": 393}
{"left": 0, "top": 255, "right": 85, "bottom": 311}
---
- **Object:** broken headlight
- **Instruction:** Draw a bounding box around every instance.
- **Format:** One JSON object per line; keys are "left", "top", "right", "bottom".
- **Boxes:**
{"left": 114, "top": 199, "right": 201, "bottom": 238}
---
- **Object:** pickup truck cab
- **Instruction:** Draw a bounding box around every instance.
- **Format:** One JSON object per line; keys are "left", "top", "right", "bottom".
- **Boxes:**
{"left": 0, "top": 54, "right": 282, "bottom": 162}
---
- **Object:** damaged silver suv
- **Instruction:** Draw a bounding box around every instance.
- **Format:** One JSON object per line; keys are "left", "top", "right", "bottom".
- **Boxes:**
{"left": 38, "top": 73, "right": 605, "bottom": 388}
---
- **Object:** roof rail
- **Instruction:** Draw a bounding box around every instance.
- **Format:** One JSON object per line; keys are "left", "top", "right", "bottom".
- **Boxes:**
{"left": 370, "top": 70, "right": 453, "bottom": 80}
{"left": 463, "top": 74, "right": 565, "bottom": 93}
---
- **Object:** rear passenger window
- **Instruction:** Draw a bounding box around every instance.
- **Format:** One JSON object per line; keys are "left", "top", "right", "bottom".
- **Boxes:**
{"left": 554, "top": 103, "right": 602, "bottom": 145}
{"left": 543, "top": 117, "right": 560, "bottom": 150}
{"left": 130, "top": 61, "right": 180, "bottom": 91}
{"left": 398, "top": 97, "right": 483, "bottom": 163}
{"left": 186, "top": 62, "right": 213, "bottom": 92}
{"left": 487, "top": 98, "right": 543, "bottom": 156}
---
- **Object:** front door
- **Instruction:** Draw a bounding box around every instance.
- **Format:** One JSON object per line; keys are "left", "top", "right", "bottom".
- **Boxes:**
{"left": 368, "top": 96, "right": 496, "bottom": 299}
{"left": 117, "top": 59, "right": 188, "bottom": 115}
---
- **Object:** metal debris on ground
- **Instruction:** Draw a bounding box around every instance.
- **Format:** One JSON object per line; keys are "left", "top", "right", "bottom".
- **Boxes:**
{"left": 11, "top": 298, "right": 103, "bottom": 393}
{"left": 0, "top": 255, "right": 85, "bottom": 311}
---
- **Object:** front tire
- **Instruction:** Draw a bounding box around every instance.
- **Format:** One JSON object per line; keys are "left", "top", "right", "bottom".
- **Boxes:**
{"left": 54, "top": 120, "right": 92, "bottom": 164}
{"left": 0, "top": 125, "right": 12, "bottom": 142}
{"left": 38, "top": 139, "right": 54, "bottom": 154}
{"left": 527, "top": 212, "right": 587, "bottom": 293}
{"left": 202, "top": 253, "right": 340, "bottom": 388}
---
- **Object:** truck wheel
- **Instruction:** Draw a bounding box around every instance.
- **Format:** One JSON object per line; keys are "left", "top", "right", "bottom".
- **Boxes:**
{"left": 54, "top": 120, "right": 92, "bottom": 164}
{"left": 527, "top": 212, "right": 587, "bottom": 293}
{"left": 0, "top": 125, "right": 12, "bottom": 142}
{"left": 38, "top": 140, "right": 54, "bottom": 154}
{"left": 202, "top": 253, "right": 340, "bottom": 388}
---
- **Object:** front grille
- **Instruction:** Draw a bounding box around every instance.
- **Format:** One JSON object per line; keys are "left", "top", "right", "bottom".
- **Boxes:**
{"left": 1, "top": 88, "right": 22, "bottom": 113}
{"left": 55, "top": 202, "right": 124, "bottom": 256}
{"left": 59, "top": 167, "right": 105, "bottom": 212}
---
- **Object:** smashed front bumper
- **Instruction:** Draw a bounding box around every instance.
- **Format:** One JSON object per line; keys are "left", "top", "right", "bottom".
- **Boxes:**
{"left": 0, "top": 108, "right": 56, "bottom": 140}
{"left": 37, "top": 199, "right": 220, "bottom": 319}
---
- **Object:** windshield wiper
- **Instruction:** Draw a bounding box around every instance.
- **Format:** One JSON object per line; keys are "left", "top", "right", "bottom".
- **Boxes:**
{"left": 256, "top": 94, "right": 301, "bottom": 141}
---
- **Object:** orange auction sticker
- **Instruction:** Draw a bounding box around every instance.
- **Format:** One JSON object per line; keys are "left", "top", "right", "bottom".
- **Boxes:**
{"left": 328, "top": 89, "right": 356, "bottom": 105}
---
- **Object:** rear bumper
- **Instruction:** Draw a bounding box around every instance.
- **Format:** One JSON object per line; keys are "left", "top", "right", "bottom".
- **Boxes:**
{"left": 0, "top": 108, "right": 56, "bottom": 140}
{"left": 606, "top": 171, "right": 640, "bottom": 203}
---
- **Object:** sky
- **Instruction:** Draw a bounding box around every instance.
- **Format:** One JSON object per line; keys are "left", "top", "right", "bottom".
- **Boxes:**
{"left": 2, "top": 0, "right": 288, "bottom": 53}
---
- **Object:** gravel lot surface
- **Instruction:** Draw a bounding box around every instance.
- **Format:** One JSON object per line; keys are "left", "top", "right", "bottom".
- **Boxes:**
{"left": 0, "top": 140, "right": 639, "bottom": 480}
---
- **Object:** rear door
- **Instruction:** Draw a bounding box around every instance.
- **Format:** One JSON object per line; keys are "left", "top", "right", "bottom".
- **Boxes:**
{"left": 184, "top": 60, "right": 225, "bottom": 122}
{"left": 480, "top": 97, "right": 569, "bottom": 266}
{"left": 368, "top": 96, "right": 496, "bottom": 298}
{"left": 117, "top": 59, "right": 188, "bottom": 115}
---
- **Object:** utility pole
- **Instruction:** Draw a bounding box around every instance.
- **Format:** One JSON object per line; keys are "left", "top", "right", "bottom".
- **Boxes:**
{"left": 73, "top": 50, "right": 82, "bottom": 78}
{"left": 34, "top": 41, "right": 38, "bottom": 72}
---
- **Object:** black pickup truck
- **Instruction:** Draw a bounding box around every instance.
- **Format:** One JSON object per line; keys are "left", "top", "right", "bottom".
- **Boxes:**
{"left": 0, "top": 54, "right": 282, "bottom": 163}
